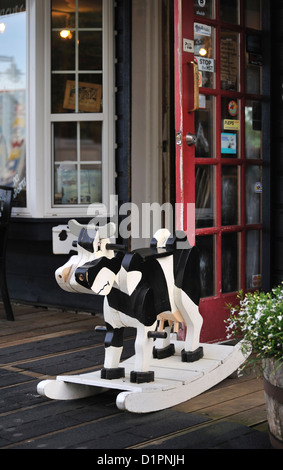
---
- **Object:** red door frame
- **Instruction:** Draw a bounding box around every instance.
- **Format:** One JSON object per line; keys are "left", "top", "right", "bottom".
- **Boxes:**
{"left": 174, "top": 0, "right": 263, "bottom": 343}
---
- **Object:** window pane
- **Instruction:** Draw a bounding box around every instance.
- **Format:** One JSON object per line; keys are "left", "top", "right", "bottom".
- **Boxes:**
{"left": 221, "top": 30, "right": 240, "bottom": 91}
{"left": 195, "top": 95, "right": 215, "bottom": 158}
{"left": 80, "top": 165, "right": 102, "bottom": 204}
{"left": 245, "top": 101, "right": 262, "bottom": 159}
{"left": 220, "top": 0, "right": 239, "bottom": 24}
{"left": 196, "top": 166, "right": 216, "bottom": 228}
{"left": 79, "top": 0, "right": 102, "bottom": 28}
{"left": 0, "top": 7, "right": 26, "bottom": 207}
{"left": 51, "top": 31, "right": 75, "bottom": 71}
{"left": 246, "top": 165, "right": 262, "bottom": 225}
{"left": 221, "top": 98, "right": 240, "bottom": 158}
{"left": 194, "top": 23, "right": 215, "bottom": 89}
{"left": 222, "top": 166, "right": 239, "bottom": 226}
{"left": 78, "top": 74, "right": 102, "bottom": 113}
{"left": 246, "top": 230, "right": 261, "bottom": 289}
{"left": 245, "top": 34, "right": 262, "bottom": 94}
{"left": 51, "top": 0, "right": 76, "bottom": 28}
{"left": 196, "top": 235, "right": 215, "bottom": 298}
{"left": 53, "top": 122, "right": 77, "bottom": 162}
{"left": 245, "top": 0, "right": 262, "bottom": 30}
{"left": 79, "top": 31, "right": 102, "bottom": 71}
{"left": 222, "top": 232, "right": 239, "bottom": 293}
{"left": 52, "top": 74, "right": 76, "bottom": 114}
{"left": 194, "top": 0, "right": 214, "bottom": 19}
{"left": 54, "top": 164, "right": 77, "bottom": 205}
{"left": 80, "top": 122, "right": 102, "bottom": 162}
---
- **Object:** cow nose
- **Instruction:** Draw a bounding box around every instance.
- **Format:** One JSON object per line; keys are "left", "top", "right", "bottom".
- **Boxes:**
{"left": 59, "top": 266, "right": 72, "bottom": 282}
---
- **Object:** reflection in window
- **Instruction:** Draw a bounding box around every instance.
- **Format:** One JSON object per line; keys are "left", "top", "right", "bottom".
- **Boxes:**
{"left": 221, "top": 30, "right": 239, "bottom": 91}
{"left": 220, "top": 0, "right": 239, "bottom": 24}
{"left": 222, "top": 166, "right": 239, "bottom": 226}
{"left": 196, "top": 166, "right": 215, "bottom": 228}
{"left": 245, "top": 101, "right": 262, "bottom": 159}
{"left": 195, "top": 95, "right": 215, "bottom": 158}
{"left": 246, "top": 165, "right": 262, "bottom": 225}
{"left": 194, "top": 23, "right": 215, "bottom": 89}
{"left": 222, "top": 232, "right": 239, "bottom": 293}
{"left": 245, "top": 0, "right": 262, "bottom": 30}
{"left": 53, "top": 121, "right": 102, "bottom": 205}
{"left": 246, "top": 230, "right": 261, "bottom": 289}
{"left": 194, "top": 0, "right": 214, "bottom": 19}
{"left": 245, "top": 34, "right": 262, "bottom": 94}
{"left": 0, "top": 5, "right": 26, "bottom": 207}
{"left": 196, "top": 235, "right": 215, "bottom": 298}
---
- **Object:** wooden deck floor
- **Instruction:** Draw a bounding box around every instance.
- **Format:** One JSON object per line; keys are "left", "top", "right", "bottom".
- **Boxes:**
{"left": 0, "top": 303, "right": 273, "bottom": 450}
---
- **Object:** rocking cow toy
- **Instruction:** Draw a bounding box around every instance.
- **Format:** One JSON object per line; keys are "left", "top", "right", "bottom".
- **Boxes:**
{"left": 37, "top": 221, "right": 250, "bottom": 413}
{"left": 74, "top": 227, "right": 204, "bottom": 383}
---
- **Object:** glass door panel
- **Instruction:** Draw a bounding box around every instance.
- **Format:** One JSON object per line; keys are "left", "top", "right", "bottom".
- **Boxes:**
{"left": 246, "top": 230, "right": 261, "bottom": 289}
{"left": 222, "top": 232, "right": 239, "bottom": 293}
{"left": 196, "top": 165, "right": 216, "bottom": 228}
{"left": 221, "top": 166, "right": 239, "bottom": 226}
{"left": 194, "top": 23, "right": 215, "bottom": 89}
{"left": 220, "top": 30, "right": 240, "bottom": 92}
{"left": 194, "top": 0, "right": 214, "bottom": 19}
{"left": 220, "top": 0, "right": 239, "bottom": 24}
{"left": 245, "top": 165, "right": 262, "bottom": 224}
{"left": 195, "top": 95, "right": 215, "bottom": 158}
{"left": 196, "top": 235, "right": 216, "bottom": 298}
{"left": 245, "top": 101, "right": 262, "bottom": 159}
{"left": 221, "top": 97, "right": 240, "bottom": 158}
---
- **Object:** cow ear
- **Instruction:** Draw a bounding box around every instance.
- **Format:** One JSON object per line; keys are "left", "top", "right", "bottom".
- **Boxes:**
{"left": 98, "top": 222, "right": 116, "bottom": 239}
{"left": 68, "top": 219, "right": 83, "bottom": 237}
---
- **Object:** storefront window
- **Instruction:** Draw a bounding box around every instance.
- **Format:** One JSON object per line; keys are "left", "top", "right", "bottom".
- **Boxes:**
{"left": 51, "top": 0, "right": 103, "bottom": 206}
{"left": 0, "top": 2, "right": 26, "bottom": 207}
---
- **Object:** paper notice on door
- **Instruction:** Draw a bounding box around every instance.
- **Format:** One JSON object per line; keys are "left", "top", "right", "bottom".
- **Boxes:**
{"left": 221, "top": 133, "right": 237, "bottom": 155}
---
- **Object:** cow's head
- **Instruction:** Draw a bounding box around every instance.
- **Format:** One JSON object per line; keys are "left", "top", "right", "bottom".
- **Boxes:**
{"left": 75, "top": 253, "right": 124, "bottom": 295}
{"left": 55, "top": 220, "right": 117, "bottom": 292}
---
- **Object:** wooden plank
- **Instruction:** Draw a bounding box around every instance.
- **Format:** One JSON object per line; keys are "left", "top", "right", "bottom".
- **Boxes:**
{"left": 173, "top": 377, "right": 264, "bottom": 413}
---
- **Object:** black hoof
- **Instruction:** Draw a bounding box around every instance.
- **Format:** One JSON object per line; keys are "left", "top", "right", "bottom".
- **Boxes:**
{"left": 181, "top": 346, "right": 204, "bottom": 363}
{"left": 101, "top": 367, "right": 125, "bottom": 380}
{"left": 153, "top": 343, "right": 175, "bottom": 359}
{"left": 130, "top": 370, "right": 154, "bottom": 383}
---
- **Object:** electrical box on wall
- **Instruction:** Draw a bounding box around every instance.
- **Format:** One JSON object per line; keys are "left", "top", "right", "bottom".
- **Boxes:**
{"left": 52, "top": 225, "right": 78, "bottom": 254}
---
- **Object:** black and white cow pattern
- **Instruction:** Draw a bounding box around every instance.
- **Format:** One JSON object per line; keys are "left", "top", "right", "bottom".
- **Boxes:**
{"left": 55, "top": 222, "right": 203, "bottom": 384}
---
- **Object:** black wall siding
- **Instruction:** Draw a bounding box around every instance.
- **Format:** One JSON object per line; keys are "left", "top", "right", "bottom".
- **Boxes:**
{"left": 114, "top": 0, "right": 132, "bottom": 247}
{"left": 270, "top": 3, "right": 283, "bottom": 287}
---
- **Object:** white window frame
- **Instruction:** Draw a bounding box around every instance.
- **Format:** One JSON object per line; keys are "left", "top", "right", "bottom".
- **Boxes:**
{"left": 13, "top": 0, "right": 115, "bottom": 218}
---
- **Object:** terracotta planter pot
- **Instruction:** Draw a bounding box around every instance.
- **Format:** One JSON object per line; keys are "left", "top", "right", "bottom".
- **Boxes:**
{"left": 263, "top": 358, "right": 283, "bottom": 449}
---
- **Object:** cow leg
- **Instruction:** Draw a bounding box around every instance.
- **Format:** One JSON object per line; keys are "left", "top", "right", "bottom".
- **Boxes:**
{"left": 153, "top": 322, "right": 175, "bottom": 359}
{"left": 174, "top": 286, "right": 204, "bottom": 362}
{"left": 101, "top": 322, "right": 125, "bottom": 380}
{"left": 130, "top": 323, "right": 157, "bottom": 383}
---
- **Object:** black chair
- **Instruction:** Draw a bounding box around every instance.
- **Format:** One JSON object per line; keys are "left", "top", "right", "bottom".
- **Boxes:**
{"left": 0, "top": 186, "right": 14, "bottom": 321}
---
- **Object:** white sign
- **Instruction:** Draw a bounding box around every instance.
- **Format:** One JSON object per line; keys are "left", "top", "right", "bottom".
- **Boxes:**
{"left": 194, "top": 23, "right": 211, "bottom": 37}
{"left": 198, "top": 57, "right": 214, "bottom": 72}
{"left": 183, "top": 38, "right": 194, "bottom": 53}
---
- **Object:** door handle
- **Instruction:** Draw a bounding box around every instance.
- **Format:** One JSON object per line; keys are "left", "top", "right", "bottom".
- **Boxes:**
{"left": 186, "top": 133, "right": 197, "bottom": 146}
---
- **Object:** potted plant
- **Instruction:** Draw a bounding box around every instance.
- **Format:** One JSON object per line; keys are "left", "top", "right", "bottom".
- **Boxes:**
{"left": 226, "top": 283, "right": 283, "bottom": 449}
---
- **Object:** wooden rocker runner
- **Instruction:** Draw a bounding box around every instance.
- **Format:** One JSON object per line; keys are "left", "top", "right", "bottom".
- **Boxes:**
{"left": 37, "top": 221, "right": 249, "bottom": 413}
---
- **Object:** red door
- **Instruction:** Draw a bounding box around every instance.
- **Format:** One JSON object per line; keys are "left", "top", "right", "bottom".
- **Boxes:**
{"left": 174, "top": 0, "right": 264, "bottom": 343}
